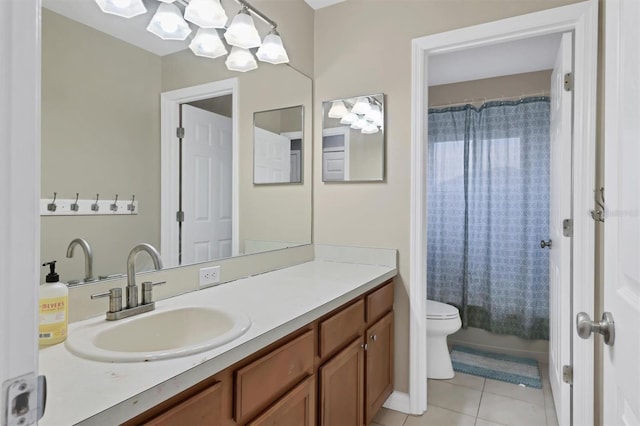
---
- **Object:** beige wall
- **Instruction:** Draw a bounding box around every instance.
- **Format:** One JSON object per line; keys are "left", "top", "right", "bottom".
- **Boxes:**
{"left": 41, "top": 10, "right": 161, "bottom": 283}
{"left": 428, "top": 70, "right": 552, "bottom": 107}
{"left": 313, "top": 0, "right": 580, "bottom": 394}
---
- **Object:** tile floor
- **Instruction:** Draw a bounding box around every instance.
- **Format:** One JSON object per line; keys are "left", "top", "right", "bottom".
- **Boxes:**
{"left": 372, "top": 366, "right": 557, "bottom": 426}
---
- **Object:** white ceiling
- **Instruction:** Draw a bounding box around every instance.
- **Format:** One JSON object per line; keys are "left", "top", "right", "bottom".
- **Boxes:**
{"left": 428, "top": 33, "right": 562, "bottom": 86}
{"left": 303, "top": 0, "right": 346, "bottom": 9}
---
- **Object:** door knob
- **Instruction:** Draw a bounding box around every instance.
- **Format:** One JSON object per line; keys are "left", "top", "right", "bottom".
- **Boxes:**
{"left": 540, "top": 239, "right": 552, "bottom": 249}
{"left": 576, "top": 312, "right": 615, "bottom": 346}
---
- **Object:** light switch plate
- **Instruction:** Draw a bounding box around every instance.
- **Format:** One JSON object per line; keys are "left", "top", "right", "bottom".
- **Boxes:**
{"left": 199, "top": 266, "right": 221, "bottom": 287}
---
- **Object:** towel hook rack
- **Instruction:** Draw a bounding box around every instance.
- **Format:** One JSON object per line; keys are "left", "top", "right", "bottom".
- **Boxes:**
{"left": 47, "top": 192, "right": 57, "bottom": 212}
{"left": 127, "top": 195, "right": 136, "bottom": 212}
{"left": 110, "top": 194, "right": 119, "bottom": 212}
{"left": 91, "top": 194, "right": 100, "bottom": 212}
{"left": 70, "top": 193, "right": 80, "bottom": 212}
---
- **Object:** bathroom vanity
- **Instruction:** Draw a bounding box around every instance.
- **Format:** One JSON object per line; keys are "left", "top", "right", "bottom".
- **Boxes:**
{"left": 38, "top": 247, "right": 397, "bottom": 425}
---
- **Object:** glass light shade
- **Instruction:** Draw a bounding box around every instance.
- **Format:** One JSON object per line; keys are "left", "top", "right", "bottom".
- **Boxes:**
{"left": 351, "top": 97, "right": 372, "bottom": 115}
{"left": 189, "top": 28, "right": 228, "bottom": 59}
{"left": 147, "top": 3, "right": 192, "bottom": 40}
{"left": 184, "top": 0, "right": 228, "bottom": 28}
{"left": 351, "top": 117, "right": 367, "bottom": 130}
{"left": 328, "top": 101, "right": 348, "bottom": 119}
{"left": 340, "top": 112, "right": 358, "bottom": 125}
{"left": 256, "top": 32, "right": 289, "bottom": 64}
{"left": 364, "top": 104, "right": 382, "bottom": 123}
{"left": 95, "top": 0, "right": 146, "bottom": 18}
{"left": 225, "top": 46, "right": 258, "bottom": 72}
{"left": 224, "top": 10, "right": 262, "bottom": 49}
{"left": 361, "top": 122, "right": 380, "bottom": 134}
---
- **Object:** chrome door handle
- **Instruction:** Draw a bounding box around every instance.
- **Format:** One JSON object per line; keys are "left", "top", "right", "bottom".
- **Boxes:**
{"left": 540, "top": 239, "right": 552, "bottom": 249}
{"left": 576, "top": 312, "right": 615, "bottom": 346}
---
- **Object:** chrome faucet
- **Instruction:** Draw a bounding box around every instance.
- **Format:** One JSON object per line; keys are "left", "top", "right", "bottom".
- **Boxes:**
{"left": 91, "top": 243, "right": 164, "bottom": 321}
{"left": 66, "top": 238, "right": 94, "bottom": 282}
{"left": 126, "top": 243, "right": 163, "bottom": 308}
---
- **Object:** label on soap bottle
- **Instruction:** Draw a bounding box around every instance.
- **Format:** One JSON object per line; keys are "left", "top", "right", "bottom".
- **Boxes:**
{"left": 39, "top": 296, "right": 68, "bottom": 343}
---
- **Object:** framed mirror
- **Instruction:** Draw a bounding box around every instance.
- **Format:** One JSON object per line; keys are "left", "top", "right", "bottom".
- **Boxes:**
{"left": 254, "top": 105, "right": 304, "bottom": 184}
{"left": 322, "top": 94, "right": 385, "bottom": 182}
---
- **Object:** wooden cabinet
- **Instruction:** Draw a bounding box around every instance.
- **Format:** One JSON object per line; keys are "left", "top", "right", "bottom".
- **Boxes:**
{"left": 318, "top": 338, "right": 365, "bottom": 426}
{"left": 318, "top": 280, "right": 394, "bottom": 426}
{"left": 248, "top": 376, "right": 315, "bottom": 426}
{"left": 127, "top": 279, "right": 394, "bottom": 426}
{"left": 365, "top": 311, "right": 394, "bottom": 425}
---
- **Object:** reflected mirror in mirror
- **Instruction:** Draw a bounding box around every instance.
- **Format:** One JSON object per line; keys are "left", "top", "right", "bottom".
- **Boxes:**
{"left": 40, "top": 5, "right": 312, "bottom": 284}
{"left": 322, "top": 94, "right": 385, "bottom": 182}
{"left": 254, "top": 106, "right": 304, "bottom": 184}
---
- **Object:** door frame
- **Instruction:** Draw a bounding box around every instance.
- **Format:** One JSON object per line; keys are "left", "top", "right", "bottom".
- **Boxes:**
{"left": 160, "top": 79, "right": 239, "bottom": 268}
{"left": 0, "top": 0, "right": 41, "bottom": 420}
{"left": 407, "top": 1, "right": 597, "bottom": 421}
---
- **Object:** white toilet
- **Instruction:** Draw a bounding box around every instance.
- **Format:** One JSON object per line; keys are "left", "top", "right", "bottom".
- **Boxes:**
{"left": 426, "top": 299, "right": 462, "bottom": 379}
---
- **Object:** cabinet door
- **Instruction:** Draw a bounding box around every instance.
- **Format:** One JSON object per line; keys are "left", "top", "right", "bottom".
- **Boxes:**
{"left": 365, "top": 311, "right": 394, "bottom": 425}
{"left": 248, "top": 376, "right": 315, "bottom": 426}
{"left": 144, "top": 381, "right": 222, "bottom": 426}
{"left": 319, "top": 337, "right": 365, "bottom": 426}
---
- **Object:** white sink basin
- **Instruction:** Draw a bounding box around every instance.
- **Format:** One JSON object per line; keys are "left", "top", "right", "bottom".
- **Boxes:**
{"left": 65, "top": 306, "right": 251, "bottom": 362}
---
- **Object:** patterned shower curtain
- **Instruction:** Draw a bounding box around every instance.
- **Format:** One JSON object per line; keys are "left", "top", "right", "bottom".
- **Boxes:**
{"left": 426, "top": 97, "right": 550, "bottom": 340}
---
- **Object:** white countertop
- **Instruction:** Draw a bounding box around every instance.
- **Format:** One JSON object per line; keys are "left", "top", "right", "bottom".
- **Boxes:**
{"left": 39, "top": 259, "right": 396, "bottom": 425}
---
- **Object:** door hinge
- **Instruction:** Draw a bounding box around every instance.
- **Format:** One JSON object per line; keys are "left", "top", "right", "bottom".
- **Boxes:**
{"left": 562, "top": 365, "right": 573, "bottom": 384}
{"left": 176, "top": 211, "right": 184, "bottom": 222}
{"left": 564, "top": 72, "right": 573, "bottom": 91}
{"left": 563, "top": 219, "right": 573, "bottom": 237}
{"left": 176, "top": 127, "right": 185, "bottom": 139}
{"left": 2, "top": 373, "right": 46, "bottom": 426}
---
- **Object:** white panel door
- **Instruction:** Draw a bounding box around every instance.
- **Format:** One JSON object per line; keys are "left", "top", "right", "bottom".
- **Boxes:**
{"left": 548, "top": 31, "right": 572, "bottom": 426}
{"left": 254, "top": 127, "right": 291, "bottom": 184}
{"left": 603, "top": 0, "right": 640, "bottom": 424}
{"left": 322, "top": 150, "right": 346, "bottom": 181}
{"left": 181, "top": 105, "right": 233, "bottom": 264}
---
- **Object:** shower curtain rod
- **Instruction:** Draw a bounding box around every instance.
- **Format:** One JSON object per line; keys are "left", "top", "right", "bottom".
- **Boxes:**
{"left": 428, "top": 91, "right": 550, "bottom": 110}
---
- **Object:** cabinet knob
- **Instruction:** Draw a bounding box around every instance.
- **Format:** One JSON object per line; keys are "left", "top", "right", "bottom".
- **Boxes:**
{"left": 361, "top": 343, "right": 368, "bottom": 351}
{"left": 370, "top": 334, "right": 377, "bottom": 342}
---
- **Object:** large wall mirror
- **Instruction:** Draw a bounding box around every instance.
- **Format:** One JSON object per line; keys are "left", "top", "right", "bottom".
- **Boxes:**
{"left": 321, "top": 94, "right": 385, "bottom": 182}
{"left": 40, "top": 3, "right": 312, "bottom": 284}
{"left": 254, "top": 105, "right": 304, "bottom": 184}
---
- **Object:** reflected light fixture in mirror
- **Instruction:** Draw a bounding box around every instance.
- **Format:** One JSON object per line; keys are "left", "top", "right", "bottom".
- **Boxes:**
{"left": 93, "top": 0, "right": 289, "bottom": 72}
{"left": 329, "top": 96, "right": 384, "bottom": 135}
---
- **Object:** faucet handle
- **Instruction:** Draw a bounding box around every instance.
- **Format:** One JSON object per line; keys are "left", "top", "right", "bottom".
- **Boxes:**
{"left": 91, "top": 288, "right": 122, "bottom": 313}
{"left": 141, "top": 281, "right": 166, "bottom": 305}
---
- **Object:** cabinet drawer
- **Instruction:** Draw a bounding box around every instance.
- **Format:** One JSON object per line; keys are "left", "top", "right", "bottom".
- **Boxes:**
{"left": 144, "top": 381, "right": 222, "bottom": 426}
{"left": 235, "top": 330, "right": 314, "bottom": 423}
{"left": 319, "top": 299, "right": 364, "bottom": 359}
{"left": 247, "top": 376, "right": 315, "bottom": 426}
{"left": 366, "top": 281, "right": 394, "bottom": 323}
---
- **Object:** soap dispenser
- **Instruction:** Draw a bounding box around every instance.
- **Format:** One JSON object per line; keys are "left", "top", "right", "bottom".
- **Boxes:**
{"left": 39, "top": 261, "right": 69, "bottom": 347}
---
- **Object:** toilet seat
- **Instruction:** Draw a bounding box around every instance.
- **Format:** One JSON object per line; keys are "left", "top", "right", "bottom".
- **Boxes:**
{"left": 426, "top": 300, "right": 459, "bottom": 320}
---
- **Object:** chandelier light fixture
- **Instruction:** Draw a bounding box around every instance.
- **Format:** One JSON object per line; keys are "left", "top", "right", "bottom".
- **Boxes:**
{"left": 94, "top": 0, "right": 290, "bottom": 72}
{"left": 328, "top": 96, "right": 384, "bottom": 135}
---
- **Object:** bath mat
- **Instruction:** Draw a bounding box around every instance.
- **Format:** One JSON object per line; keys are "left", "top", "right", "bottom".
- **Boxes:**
{"left": 450, "top": 345, "right": 542, "bottom": 388}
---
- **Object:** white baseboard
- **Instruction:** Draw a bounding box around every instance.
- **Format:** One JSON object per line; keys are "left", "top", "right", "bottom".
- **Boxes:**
{"left": 382, "top": 391, "right": 411, "bottom": 414}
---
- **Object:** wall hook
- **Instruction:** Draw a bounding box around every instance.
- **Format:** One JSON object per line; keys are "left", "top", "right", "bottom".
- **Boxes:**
{"left": 47, "top": 192, "right": 57, "bottom": 212}
{"left": 110, "top": 194, "right": 119, "bottom": 212}
{"left": 127, "top": 195, "right": 136, "bottom": 212}
{"left": 590, "top": 187, "right": 605, "bottom": 222}
{"left": 91, "top": 194, "right": 100, "bottom": 212}
{"left": 70, "top": 193, "right": 80, "bottom": 212}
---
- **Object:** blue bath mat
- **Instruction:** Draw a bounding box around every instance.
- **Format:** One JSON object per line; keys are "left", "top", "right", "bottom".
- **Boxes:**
{"left": 450, "top": 345, "right": 542, "bottom": 388}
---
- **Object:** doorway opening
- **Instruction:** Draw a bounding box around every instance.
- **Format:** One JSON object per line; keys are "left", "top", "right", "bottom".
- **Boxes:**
{"left": 406, "top": 2, "right": 597, "bottom": 423}
{"left": 160, "top": 79, "right": 239, "bottom": 269}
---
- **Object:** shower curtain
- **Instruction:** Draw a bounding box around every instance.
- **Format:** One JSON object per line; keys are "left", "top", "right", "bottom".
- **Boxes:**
{"left": 426, "top": 97, "right": 550, "bottom": 340}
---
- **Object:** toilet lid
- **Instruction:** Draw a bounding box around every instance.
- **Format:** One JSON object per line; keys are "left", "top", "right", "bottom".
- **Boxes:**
{"left": 426, "top": 300, "right": 460, "bottom": 319}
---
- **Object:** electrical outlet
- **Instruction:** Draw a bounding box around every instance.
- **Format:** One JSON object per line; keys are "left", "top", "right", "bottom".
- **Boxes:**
{"left": 199, "top": 265, "right": 221, "bottom": 286}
